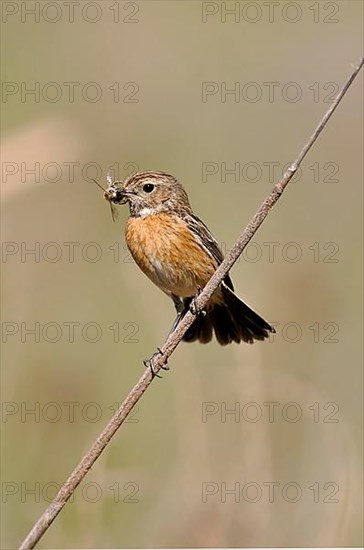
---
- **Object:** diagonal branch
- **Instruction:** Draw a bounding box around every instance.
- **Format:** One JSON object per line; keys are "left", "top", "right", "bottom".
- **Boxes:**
{"left": 19, "top": 56, "right": 363, "bottom": 550}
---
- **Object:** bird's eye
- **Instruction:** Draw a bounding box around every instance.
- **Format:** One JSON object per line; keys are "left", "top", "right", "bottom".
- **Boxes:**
{"left": 143, "top": 183, "right": 154, "bottom": 193}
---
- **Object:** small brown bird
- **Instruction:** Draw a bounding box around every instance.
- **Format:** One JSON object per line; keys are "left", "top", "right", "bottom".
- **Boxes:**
{"left": 104, "top": 171, "right": 274, "bottom": 345}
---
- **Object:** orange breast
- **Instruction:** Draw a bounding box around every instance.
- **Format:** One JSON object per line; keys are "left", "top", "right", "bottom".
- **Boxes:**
{"left": 125, "top": 213, "right": 218, "bottom": 297}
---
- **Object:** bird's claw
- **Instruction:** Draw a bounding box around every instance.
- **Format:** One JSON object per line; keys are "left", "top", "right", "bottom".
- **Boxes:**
{"left": 189, "top": 295, "right": 206, "bottom": 317}
{"left": 143, "top": 347, "right": 169, "bottom": 379}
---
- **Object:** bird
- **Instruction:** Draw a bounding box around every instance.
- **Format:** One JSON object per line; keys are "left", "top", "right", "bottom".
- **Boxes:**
{"left": 104, "top": 170, "right": 275, "bottom": 345}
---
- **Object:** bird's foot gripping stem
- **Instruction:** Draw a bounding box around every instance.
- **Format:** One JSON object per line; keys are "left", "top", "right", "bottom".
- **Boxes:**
{"left": 143, "top": 347, "right": 169, "bottom": 379}
{"left": 189, "top": 292, "right": 207, "bottom": 317}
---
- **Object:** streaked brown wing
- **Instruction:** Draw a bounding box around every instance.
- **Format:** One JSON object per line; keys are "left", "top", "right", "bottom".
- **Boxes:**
{"left": 184, "top": 213, "right": 234, "bottom": 291}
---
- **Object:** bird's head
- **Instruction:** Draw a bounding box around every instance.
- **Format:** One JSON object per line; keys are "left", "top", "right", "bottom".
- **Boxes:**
{"left": 104, "top": 171, "right": 191, "bottom": 217}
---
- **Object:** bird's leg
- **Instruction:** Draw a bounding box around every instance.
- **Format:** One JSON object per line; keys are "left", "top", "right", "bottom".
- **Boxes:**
{"left": 172, "top": 294, "right": 184, "bottom": 315}
{"left": 169, "top": 294, "right": 185, "bottom": 332}
{"left": 144, "top": 295, "right": 184, "bottom": 377}
{"left": 189, "top": 289, "right": 207, "bottom": 317}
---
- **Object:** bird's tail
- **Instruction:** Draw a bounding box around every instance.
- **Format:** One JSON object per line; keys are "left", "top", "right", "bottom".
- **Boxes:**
{"left": 183, "top": 284, "right": 275, "bottom": 345}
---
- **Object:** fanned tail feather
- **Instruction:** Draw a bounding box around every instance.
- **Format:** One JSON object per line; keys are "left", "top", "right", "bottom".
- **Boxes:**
{"left": 182, "top": 284, "right": 275, "bottom": 345}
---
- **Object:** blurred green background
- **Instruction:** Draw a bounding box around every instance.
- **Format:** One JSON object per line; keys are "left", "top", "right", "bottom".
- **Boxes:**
{"left": 1, "top": 1, "right": 363, "bottom": 547}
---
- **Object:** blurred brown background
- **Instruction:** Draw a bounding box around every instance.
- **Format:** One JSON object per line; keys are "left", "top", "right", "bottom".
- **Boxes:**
{"left": 1, "top": 1, "right": 363, "bottom": 547}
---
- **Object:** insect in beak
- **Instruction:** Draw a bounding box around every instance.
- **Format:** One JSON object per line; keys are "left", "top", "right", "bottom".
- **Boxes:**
{"left": 92, "top": 170, "right": 127, "bottom": 222}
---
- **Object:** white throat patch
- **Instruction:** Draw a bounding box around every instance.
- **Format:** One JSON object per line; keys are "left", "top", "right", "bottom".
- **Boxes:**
{"left": 138, "top": 207, "right": 156, "bottom": 218}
